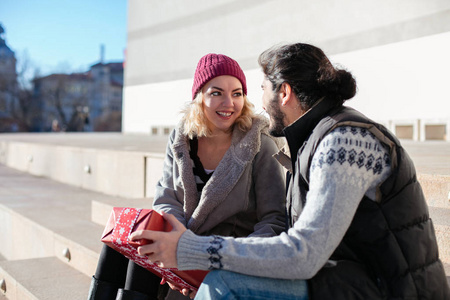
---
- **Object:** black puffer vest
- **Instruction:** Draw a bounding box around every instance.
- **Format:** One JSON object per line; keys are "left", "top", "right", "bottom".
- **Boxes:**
{"left": 283, "top": 100, "right": 449, "bottom": 299}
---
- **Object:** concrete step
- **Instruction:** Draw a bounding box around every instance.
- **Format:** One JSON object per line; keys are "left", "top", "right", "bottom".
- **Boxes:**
{"left": 0, "top": 164, "right": 117, "bottom": 277}
{"left": 0, "top": 133, "right": 448, "bottom": 299}
{"left": 0, "top": 201, "right": 102, "bottom": 278}
{"left": 0, "top": 164, "right": 156, "bottom": 300}
{"left": 0, "top": 257, "right": 91, "bottom": 300}
{"left": 418, "top": 174, "right": 450, "bottom": 209}
{"left": 429, "top": 206, "right": 450, "bottom": 266}
{"left": 91, "top": 197, "right": 153, "bottom": 226}
{"left": 444, "top": 263, "right": 450, "bottom": 287}
{"left": 0, "top": 164, "right": 114, "bottom": 299}
{"left": 0, "top": 134, "right": 166, "bottom": 199}
{"left": 1, "top": 135, "right": 449, "bottom": 210}
{"left": 0, "top": 254, "right": 7, "bottom": 300}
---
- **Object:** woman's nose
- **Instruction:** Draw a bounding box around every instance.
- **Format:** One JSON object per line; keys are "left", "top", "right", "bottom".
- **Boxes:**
{"left": 223, "top": 94, "right": 234, "bottom": 106}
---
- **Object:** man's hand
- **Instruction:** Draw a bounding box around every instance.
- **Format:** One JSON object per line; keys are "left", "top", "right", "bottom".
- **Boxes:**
{"left": 130, "top": 211, "right": 187, "bottom": 268}
{"left": 167, "top": 282, "right": 197, "bottom": 299}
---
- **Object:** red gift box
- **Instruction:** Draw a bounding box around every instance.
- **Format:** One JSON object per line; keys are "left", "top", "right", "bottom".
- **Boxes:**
{"left": 101, "top": 207, "right": 208, "bottom": 291}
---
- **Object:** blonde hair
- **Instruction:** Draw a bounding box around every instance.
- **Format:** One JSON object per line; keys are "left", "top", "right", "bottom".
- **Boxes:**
{"left": 181, "top": 93, "right": 255, "bottom": 139}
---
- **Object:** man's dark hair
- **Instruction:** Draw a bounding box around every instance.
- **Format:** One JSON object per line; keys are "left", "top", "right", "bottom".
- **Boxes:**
{"left": 258, "top": 43, "right": 357, "bottom": 110}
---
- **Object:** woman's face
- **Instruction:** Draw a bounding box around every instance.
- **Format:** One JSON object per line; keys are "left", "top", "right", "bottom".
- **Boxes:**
{"left": 201, "top": 75, "right": 244, "bottom": 134}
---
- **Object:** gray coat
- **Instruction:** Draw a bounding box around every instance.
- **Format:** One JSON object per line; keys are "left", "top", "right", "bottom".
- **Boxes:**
{"left": 153, "top": 116, "right": 286, "bottom": 238}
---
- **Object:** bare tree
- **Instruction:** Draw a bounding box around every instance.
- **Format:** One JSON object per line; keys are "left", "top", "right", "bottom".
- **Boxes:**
{"left": 36, "top": 73, "right": 91, "bottom": 131}
{"left": 95, "top": 111, "right": 122, "bottom": 131}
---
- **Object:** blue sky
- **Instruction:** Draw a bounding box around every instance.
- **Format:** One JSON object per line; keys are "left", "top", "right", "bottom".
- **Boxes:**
{"left": 0, "top": 0, "right": 127, "bottom": 77}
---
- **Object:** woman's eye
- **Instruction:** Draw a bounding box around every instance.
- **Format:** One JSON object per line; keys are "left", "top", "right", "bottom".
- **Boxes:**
{"left": 211, "top": 91, "right": 221, "bottom": 96}
{"left": 233, "top": 92, "right": 243, "bottom": 97}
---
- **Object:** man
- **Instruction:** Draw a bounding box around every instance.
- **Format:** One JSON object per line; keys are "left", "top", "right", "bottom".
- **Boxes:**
{"left": 132, "top": 43, "right": 449, "bottom": 299}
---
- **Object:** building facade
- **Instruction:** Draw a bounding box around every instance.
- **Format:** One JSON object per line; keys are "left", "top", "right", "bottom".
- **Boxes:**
{"left": 123, "top": 0, "right": 450, "bottom": 141}
{"left": 0, "top": 23, "right": 18, "bottom": 132}
{"left": 33, "top": 62, "right": 124, "bottom": 132}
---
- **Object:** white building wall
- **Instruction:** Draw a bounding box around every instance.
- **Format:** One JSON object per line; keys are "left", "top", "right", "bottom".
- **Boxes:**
{"left": 122, "top": 78, "right": 190, "bottom": 134}
{"left": 123, "top": 0, "right": 450, "bottom": 140}
{"left": 333, "top": 32, "right": 450, "bottom": 141}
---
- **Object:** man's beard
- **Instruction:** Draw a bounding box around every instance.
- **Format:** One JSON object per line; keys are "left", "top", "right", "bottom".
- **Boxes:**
{"left": 266, "top": 96, "right": 286, "bottom": 137}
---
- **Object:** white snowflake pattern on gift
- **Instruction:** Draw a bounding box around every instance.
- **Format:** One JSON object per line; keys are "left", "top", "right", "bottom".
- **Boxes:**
{"left": 109, "top": 207, "right": 200, "bottom": 291}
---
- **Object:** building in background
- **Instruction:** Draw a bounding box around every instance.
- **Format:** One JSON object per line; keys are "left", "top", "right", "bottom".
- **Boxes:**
{"left": 0, "top": 22, "right": 124, "bottom": 133}
{"left": 0, "top": 23, "right": 18, "bottom": 131}
{"left": 123, "top": 0, "right": 450, "bottom": 141}
{"left": 32, "top": 72, "right": 92, "bottom": 132}
{"left": 33, "top": 61, "right": 124, "bottom": 132}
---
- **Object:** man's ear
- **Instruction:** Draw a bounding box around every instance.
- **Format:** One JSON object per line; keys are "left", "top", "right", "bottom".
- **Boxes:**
{"left": 279, "top": 82, "right": 293, "bottom": 106}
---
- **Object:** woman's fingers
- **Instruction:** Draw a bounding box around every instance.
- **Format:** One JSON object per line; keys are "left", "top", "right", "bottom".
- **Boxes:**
{"left": 128, "top": 212, "right": 187, "bottom": 268}
{"left": 161, "top": 211, "right": 187, "bottom": 233}
{"left": 130, "top": 229, "right": 157, "bottom": 241}
{"left": 135, "top": 242, "right": 154, "bottom": 256}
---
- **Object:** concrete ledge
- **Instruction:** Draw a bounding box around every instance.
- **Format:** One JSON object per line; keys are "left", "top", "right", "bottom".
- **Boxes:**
{"left": 444, "top": 262, "right": 450, "bottom": 286}
{"left": 91, "top": 197, "right": 153, "bottom": 226}
{"left": 0, "top": 134, "right": 448, "bottom": 295}
{"left": 430, "top": 206, "right": 450, "bottom": 267}
{"left": 418, "top": 174, "right": 450, "bottom": 209}
{"left": 436, "top": 225, "right": 450, "bottom": 272}
{"left": 389, "top": 118, "right": 450, "bottom": 142}
{"left": 401, "top": 141, "right": 450, "bottom": 177}
{"left": 0, "top": 257, "right": 91, "bottom": 300}
{"left": 0, "top": 203, "right": 56, "bottom": 261}
{"left": 0, "top": 202, "right": 102, "bottom": 278}
{"left": 0, "top": 165, "right": 115, "bottom": 276}
{"left": 145, "top": 155, "right": 165, "bottom": 198}
{"left": 0, "top": 133, "right": 169, "bottom": 199}
{"left": 0, "top": 141, "right": 150, "bottom": 199}
{"left": 428, "top": 206, "right": 450, "bottom": 265}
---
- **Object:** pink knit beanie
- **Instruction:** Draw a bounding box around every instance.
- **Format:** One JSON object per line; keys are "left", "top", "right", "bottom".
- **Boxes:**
{"left": 192, "top": 53, "right": 247, "bottom": 100}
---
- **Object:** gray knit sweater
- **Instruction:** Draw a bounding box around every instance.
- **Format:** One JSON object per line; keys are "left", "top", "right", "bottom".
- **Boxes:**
{"left": 176, "top": 125, "right": 392, "bottom": 279}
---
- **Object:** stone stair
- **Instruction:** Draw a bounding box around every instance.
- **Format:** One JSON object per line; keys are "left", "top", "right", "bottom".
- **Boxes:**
{"left": 0, "top": 134, "right": 448, "bottom": 299}
{"left": 0, "top": 163, "right": 156, "bottom": 300}
{"left": 0, "top": 165, "right": 109, "bottom": 299}
{"left": 0, "top": 257, "right": 91, "bottom": 300}
{"left": 0, "top": 133, "right": 164, "bottom": 300}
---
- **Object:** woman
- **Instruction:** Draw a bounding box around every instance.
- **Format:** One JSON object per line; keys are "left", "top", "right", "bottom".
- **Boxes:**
{"left": 88, "top": 53, "right": 286, "bottom": 300}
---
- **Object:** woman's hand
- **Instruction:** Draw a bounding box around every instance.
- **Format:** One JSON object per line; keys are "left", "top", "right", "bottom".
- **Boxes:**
{"left": 130, "top": 211, "right": 187, "bottom": 268}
